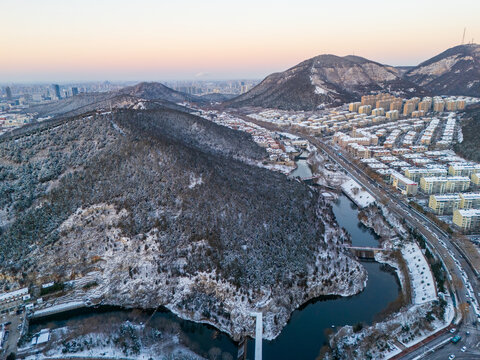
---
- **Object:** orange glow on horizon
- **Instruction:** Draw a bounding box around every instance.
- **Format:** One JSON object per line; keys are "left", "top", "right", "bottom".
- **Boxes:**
{"left": 1, "top": 0, "right": 479, "bottom": 81}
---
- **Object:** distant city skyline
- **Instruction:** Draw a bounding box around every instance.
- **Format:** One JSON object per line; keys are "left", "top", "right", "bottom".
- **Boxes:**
{"left": 1, "top": 0, "right": 479, "bottom": 82}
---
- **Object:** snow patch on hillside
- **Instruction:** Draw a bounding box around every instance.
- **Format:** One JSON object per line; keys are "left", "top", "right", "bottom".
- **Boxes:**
{"left": 188, "top": 174, "right": 203, "bottom": 189}
{"left": 315, "top": 86, "right": 327, "bottom": 95}
{"left": 409, "top": 55, "right": 461, "bottom": 77}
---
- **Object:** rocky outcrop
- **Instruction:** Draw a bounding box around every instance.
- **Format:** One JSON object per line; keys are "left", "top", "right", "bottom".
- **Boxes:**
{"left": 405, "top": 44, "right": 480, "bottom": 96}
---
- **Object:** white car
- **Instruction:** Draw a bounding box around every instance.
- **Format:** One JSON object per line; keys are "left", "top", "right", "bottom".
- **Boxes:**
{"left": 449, "top": 328, "right": 457, "bottom": 333}
{"left": 448, "top": 354, "right": 455, "bottom": 360}
{"left": 461, "top": 346, "right": 467, "bottom": 352}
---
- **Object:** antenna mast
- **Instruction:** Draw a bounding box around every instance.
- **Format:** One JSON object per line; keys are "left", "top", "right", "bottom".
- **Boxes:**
{"left": 462, "top": 27, "right": 466, "bottom": 45}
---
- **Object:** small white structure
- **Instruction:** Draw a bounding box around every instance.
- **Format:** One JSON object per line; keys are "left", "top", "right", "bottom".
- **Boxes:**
{"left": 341, "top": 178, "right": 375, "bottom": 208}
{"left": 41, "top": 282, "right": 54, "bottom": 289}
{"left": 251, "top": 312, "right": 263, "bottom": 360}
{"left": 31, "top": 328, "right": 50, "bottom": 346}
{"left": 402, "top": 242, "right": 437, "bottom": 304}
{"left": 0, "top": 287, "right": 29, "bottom": 304}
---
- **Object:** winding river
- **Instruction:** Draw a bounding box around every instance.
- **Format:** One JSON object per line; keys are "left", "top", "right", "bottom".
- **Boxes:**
{"left": 28, "top": 164, "right": 400, "bottom": 360}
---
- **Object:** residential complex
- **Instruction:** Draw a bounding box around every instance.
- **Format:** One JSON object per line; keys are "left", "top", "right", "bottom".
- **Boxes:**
{"left": 320, "top": 93, "right": 480, "bottom": 233}
{"left": 428, "top": 192, "right": 480, "bottom": 215}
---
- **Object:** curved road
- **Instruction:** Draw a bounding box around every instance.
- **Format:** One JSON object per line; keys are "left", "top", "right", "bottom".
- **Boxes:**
{"left": 232, "top": 111, "right": 480, "bottom": 359}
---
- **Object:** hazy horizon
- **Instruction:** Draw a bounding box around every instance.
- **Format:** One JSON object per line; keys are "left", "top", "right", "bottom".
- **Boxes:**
{"left": 2, "top": 0, "right": 479, "bottom": 82}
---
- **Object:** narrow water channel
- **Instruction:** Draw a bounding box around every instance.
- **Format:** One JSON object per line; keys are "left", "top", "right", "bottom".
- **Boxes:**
{"left": 331, "top": 194, "right": 380, "bottom": 248}
{"left": 289, "top": 152, "right": 313, "bottom": 179}
{"left": 28, "top": 161, "right": 400, "bottom": 360}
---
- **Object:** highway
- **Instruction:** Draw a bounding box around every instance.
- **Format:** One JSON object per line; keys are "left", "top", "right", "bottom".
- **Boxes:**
{"left": 232, "top": 111, "right": 480, "bottom": 359}
{"left": 309, "top": 136, "right": 480, "bottom": 359}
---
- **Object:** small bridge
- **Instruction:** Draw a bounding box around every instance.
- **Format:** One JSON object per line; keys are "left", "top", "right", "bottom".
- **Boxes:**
{"left": 347, "top": 246, "right": 384, "bottom": 259}
{"left": 302, "top": 175, "right": 322, "bottom": 181}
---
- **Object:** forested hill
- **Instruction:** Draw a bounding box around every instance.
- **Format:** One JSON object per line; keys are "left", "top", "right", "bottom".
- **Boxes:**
{"left": 454, "top": 106, "right": 480, "bottom": 162}
{"left": 0, "top": 108, "right": 364, "bottom": 338}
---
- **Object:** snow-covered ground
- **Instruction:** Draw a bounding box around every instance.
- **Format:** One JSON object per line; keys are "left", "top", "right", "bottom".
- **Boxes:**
{"left": 401, "top": 242, "right": 437, "bottom": 305}
{"left": 328, "top": 298, "right": 454, "bottom": 360}
{"left": 23, "top": 325, "right": 205, "bottom": 360}
{"left": 341, "top": 178, "right": 375, "bottom": 208}
{"left": 32, "top": 301, "right": 85, "bottom": 318}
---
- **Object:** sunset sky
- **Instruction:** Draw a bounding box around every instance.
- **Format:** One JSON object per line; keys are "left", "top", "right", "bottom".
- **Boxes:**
{"left": 1, "top": 0, "right": 479, "bottom": 82}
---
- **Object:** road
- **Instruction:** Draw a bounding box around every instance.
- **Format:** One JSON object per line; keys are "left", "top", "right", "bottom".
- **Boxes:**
{"left": 1, "top": 310, "right": 25, "bottom": 358}
{"left": 231, "top": 111, "right": 480, "bottom": 359}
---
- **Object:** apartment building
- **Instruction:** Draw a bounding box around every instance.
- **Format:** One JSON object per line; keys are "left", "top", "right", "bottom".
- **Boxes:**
{"left": 459, "top": 193, "right": 480, "bottom": 209}
{"left": 446, "top": 176, "right": 471, "bottom": 192}
{"left": 372, "top": 108, "right": 385, "bottom": 116}
{"left": 433, "top": 100, "right": 445, "bottom": 112}
{"left": 457, "top": 99, "right": 466, "bottom": 110}
{"left": 418, "top": 100, "right": 432, "bottom": 112}
{"left": 403, "top": 101, "right": 415, "bottom": 117}
{"left": 448, "top": 163, "right": 480, "bottom": 177}
{"left": 453, "top": 209, "right": 480, "bottom": 231}
{"left": 391, "top": 170, "right": 418, "bottom": 195}
{"left": 349, "top": 102, "right": 361, "bottom": 112}
{"left": 405, "top": 168, "right": 448, "bottom": 182}
{"left": 472, "top": 173, "right": 480, "bottom": 185}
{"left": 428, "top": 194, "right": 461, "bottom": 215}
{"left": 419, "top": 175, "right": 470, "bottom": 194}
{"left": 361, "top": 95, "right": 376, "bottom": 107}
{"left": 446, "top": 100, "right": 457, "bottom": 111}
{"left": 358, "top": 105, "right": 372, "bottom": 115}
{"left": 386, "top": 110, "right": 399, "bottom": 120}
{"left": 390, "top": 101, "right": 403, "bottom": 112}
{"left": 420, "top": 177, "right": 448, "bottom": 194}
{"left": 348, "top": 143, "right": 371, "bottom": 158}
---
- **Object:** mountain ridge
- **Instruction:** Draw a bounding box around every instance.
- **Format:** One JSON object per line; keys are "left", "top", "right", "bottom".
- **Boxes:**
{"left": 405, "top": 44, "right": 480, "bottom": 96}
{"left": 225, "top": 54, "right": 425, "bottom": 110}
{"left": 27, "top": 81, "right": 203, "bottom": 118}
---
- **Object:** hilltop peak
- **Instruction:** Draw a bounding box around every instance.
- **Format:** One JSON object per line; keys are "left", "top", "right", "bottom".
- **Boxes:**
{"left": 405, "top": 43, "right": 480, "bottom": 96}
{"left": 226, "top": 53, "right": 423, "bottom": 110}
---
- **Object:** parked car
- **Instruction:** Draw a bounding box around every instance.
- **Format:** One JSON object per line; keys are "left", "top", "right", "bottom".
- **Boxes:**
{"left": 461, "top": 346, "right": 467, "bottom": 352}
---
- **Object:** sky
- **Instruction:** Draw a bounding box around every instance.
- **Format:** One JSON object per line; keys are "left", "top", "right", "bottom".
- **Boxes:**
{"left": 1, "top": 0, "right": 479, "bottom": 82}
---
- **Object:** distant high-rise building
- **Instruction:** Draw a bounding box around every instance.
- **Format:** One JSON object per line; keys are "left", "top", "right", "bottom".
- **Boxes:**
{"left": 358, "top": 105, "right": 372, "bottom": 115}
{"left": 433, "top": 100, "right": 445, "bottom": 112}
{"left": 240, "top": 81, "right": 249, "bottom": 94}
{"left": 386, "top": 110, "right": 399, "bottom": 120}
{"left": 52, "top": 84, "right": 61, "bottom": 99}
{"left": 389, "top": 100, "right": 403, "bottom": 112}
{"left": 403, "top": 101, "right": 415, "bottom": 116}
{"left": 361, "top": 95, "right": 376, "bottom": 107}
{"left": 445, "top": 100, "right": 457, "bottom": 111}
{"left": 71, "top": 87, "right": 78, "bottom": 96}
{"left": 348, "top": 102, "right": 361, "bottom": 112}
{"left": 5, "top": 86, "right": 12, "bottom": 100}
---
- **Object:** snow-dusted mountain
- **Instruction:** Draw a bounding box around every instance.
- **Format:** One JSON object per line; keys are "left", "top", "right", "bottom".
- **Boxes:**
{"left": 405, "top": 44, "right": 480, "bottom": 96}
{"left": 27, "top": 82, "right": 203, "bottom": 118}
{"left": 225, "top": 54, "right": 424, "bottom": 110}
{"left": 118, "top": 81, "right": 204, "bottom": 104}
{"left": 0, "top": 108, "right": 365, "bottom": 340}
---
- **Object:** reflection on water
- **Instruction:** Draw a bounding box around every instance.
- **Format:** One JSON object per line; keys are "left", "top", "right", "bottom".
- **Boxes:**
{"left": 29, "top": 191, "right": 398, "bottom": 360}
{"left": 331, "top": 194, "right": 380, "bottom": 248}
